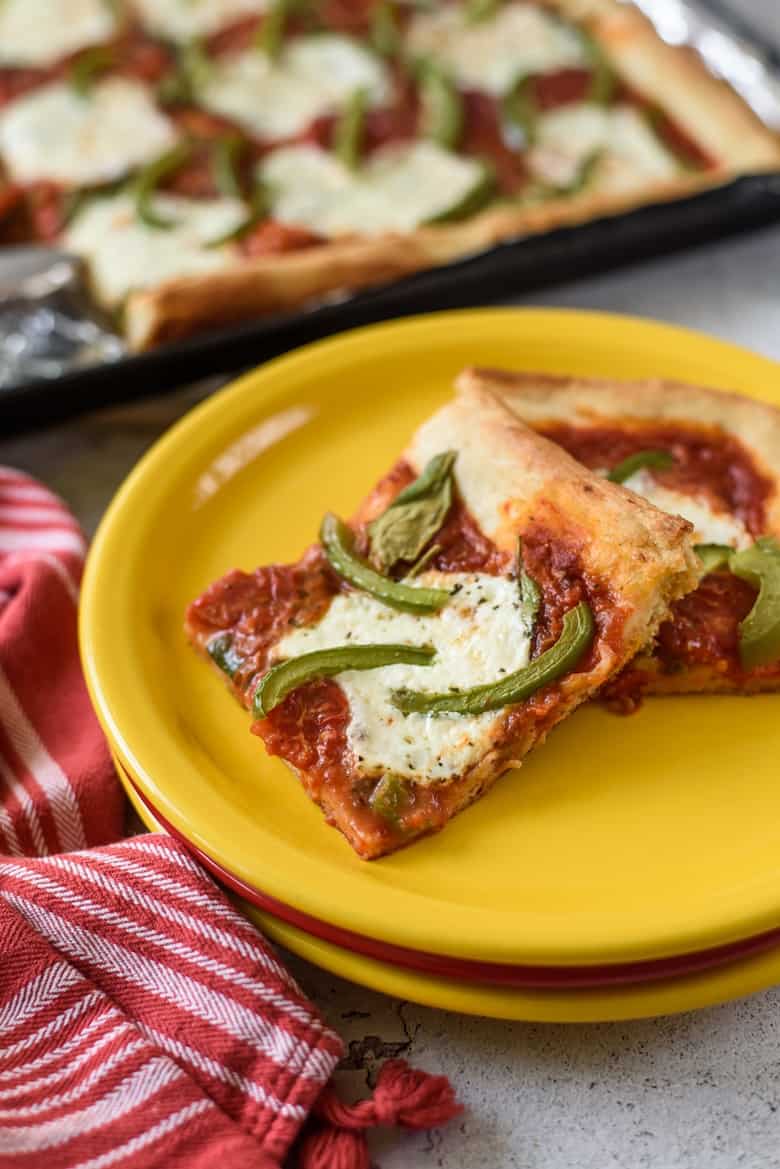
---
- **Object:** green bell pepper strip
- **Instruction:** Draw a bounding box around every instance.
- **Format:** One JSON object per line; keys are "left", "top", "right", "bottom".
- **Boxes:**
{"left": 419, "top": 65, "right": 463, "bottom": 151}
{"left": 206, "top": 186, "right": 270, "bottom": 247}
{"left": 423, "top": 161, "right": 495, "bottom": 224}
{"left": 69, "top": 46, "right": 116, "bottom": 95}
{"left": 257, "top": 0, "right": 291, "bottom": 59}
{"left": 253, "top": 643, "right": 436, "bottom": 716}
{"left": 607, "top": 449, "right": 674, "bottom": 484}
{"left": 133, "top": 142, "right": 193, "bottom": 230}
{"left": 320, "top": 513, "right": 451, "bottom": 613}
{"left": 694, "top": 543, "right": 732, "bottom": 574}
{"left": 391, "top": 601, "right": 594, "bottom": 715}
{"left": 334, "top": 88, "right": 368, "bottom": 171}
{"left": 579, "top": 29, "right": 616, "bottom": 105}
{"left": 211, "top": 135, "right": 244, "bottom": 198}
{"left": 503, "top": 75, "right": 537, "bottom": 146}
{"left": 729, "top": 537, "right": 780, "bottom": 668}
{"left": 466, "top": 0, "right": 503, "bottom": 21}
{"left": 370, "top": 1, "right": 401, "bottom": 57}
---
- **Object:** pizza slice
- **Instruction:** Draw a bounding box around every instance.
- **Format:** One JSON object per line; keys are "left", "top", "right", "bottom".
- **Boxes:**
{"left": 186, "top": 384, "right": 698, "bottom": 858}
{"left": 460, "top": 368, "right": 780, "bottom": 709}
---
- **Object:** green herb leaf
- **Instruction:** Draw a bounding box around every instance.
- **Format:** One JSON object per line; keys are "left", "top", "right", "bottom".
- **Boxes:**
{"left": 369, "top": 451, "right": 456, "bottom": 573}
{"left": 207, "top": 633, "right": 244, "bottom": 678}
{"left": 729, "top": 537, "right": 780, "bottom": 668}
{"left": 607, "top": 449, "right": 674, "bottom": 484}
{"left": 253, "top": 642, "right": 436, "bottom": 716}
{"left": 392, "top": 601, "right": 594, "bottom": 715}
{"left": 694, "top": 543, "right": 732, "bottom": 574}
{"left": 321, "top": 513, "right": 451, "bottom": 614}
{"left": 211, "top": 134, "right": 245, "bottom": 198}
{"left": 369, "top": 774, "right": 411, "bottom": 827}
{"left": 405, "top": 543, "right": 441, "bottom": 579}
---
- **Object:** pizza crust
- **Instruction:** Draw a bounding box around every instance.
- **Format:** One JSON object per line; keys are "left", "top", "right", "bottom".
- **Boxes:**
{"left": 456, "top": 367, "right": 780, "bottom": 534}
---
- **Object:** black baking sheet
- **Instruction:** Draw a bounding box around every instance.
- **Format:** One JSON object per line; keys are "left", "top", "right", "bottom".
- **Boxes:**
{"left": 3, "top": 169, "right": 780, "bottom": 433}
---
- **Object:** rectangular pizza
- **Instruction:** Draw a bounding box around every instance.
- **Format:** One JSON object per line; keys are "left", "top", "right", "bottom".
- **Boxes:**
{"left": 0, "top": 0, "right": 778, "bottom": 350}
{"left": 186, "top": 383, "right": 698, "bottom": 857}
{"left": 460, "top": 367, "right": 780, "bottom": 710}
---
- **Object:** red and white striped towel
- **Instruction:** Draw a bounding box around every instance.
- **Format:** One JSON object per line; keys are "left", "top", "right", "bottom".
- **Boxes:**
{"left": 0, "top": 468, "right": 461, "bottom": 1169}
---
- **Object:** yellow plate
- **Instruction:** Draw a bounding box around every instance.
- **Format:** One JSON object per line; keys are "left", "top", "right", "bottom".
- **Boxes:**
{"left": 122, "top": 757, "right": 780, "bottom": 1023}
{"left": 81, "top": 308, "right": 780, "bottom": 969}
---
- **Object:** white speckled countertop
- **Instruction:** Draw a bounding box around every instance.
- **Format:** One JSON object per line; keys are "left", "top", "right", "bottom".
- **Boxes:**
{"left": 4, "top": 4, "right": 780, "bottom": 1164}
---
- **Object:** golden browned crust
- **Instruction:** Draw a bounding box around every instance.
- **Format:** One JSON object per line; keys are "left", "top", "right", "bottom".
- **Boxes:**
{"left": 457, "top": 367, "right": 780, "bottom": 533}
{"left": 552, "top": 0, "right": 780, "bottom": 170}
{"left": 113, "top": 0, "right": 779, "bottom": 348}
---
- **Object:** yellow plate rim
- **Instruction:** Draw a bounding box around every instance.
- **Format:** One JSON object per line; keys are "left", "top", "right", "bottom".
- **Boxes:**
{"left": 123, "top": 760, "right": 780, "bottom": 1023}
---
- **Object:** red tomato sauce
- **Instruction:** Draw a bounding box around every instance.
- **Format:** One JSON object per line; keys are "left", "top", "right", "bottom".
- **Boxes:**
{"left": 538, "top": 421, "right": 772, "bottom": 536}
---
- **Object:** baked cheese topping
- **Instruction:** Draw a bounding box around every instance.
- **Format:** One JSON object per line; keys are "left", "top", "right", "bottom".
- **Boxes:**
{"left": 130, "top": 0, "right": 269, "bottom": 43}
{"left": 260, "top": 141, "right": 485, "bottom": 235}
{"left": 197, "top": 35, "right": 390, "bottom": 140}
{"left": 275, "top": 573, "right": 533, "bottom": 784}
{"left": 0, "top": 0, "right": 119, "bottom": 69}
{"left": 621, "top": 468, "right": 751, "bottom": 548}
{"left": 406, "top": 1, "right": 588, "bottom": 97}
{"left": 528, "top": 104, "right": 680, "bottom": 193}
{"left": 0, "top": 78, "right": 179, "bottom": 186}
{"left": 64, "top": 192, "right": 246, "bottom": 307}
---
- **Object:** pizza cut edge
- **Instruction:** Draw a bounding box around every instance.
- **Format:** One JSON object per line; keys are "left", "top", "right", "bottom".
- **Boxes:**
{"left": 186, "top": 384, "right": 699, "bottom": 858}
{"left": 458, "top": 366, "right": 780, "bottom": 700}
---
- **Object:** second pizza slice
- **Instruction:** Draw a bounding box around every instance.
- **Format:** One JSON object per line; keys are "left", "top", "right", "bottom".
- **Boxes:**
{"left": 187, "top": 385, "right": 698, "bottom": 858}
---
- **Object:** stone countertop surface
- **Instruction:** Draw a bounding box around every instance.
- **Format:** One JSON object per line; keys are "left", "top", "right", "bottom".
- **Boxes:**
{"left": 4, "top": 5, "right": 780, "bottom": 1165}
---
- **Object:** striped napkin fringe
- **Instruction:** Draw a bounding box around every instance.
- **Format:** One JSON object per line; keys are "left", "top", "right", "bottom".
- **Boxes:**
{"left": 0, "top": 467, "right": 462, "bottom": 1169}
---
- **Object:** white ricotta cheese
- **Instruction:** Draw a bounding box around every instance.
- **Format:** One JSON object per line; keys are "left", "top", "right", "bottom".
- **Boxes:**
{"left": 0, "top": 0, "right": 119, "bottom": 68}
{"left": 275, "top": 572, "right": 533, "bottom": 785}
{"left": 405, "top": 2, "right": 589, "bottom": 97}
{"left": 197, "top": 35, "right": 390, "bottom": 140}
{"left": 0, "top": 78, "right": 179, "bottom": 187}
{"left": 527, "top": 103, "right": 680, "bottom": 193}
{"left": 620, "top": 468, "right": 751, "bottom": 548}
{"left": 64, "top": 192, "right": 246, "bottom": 308}
{"left": 260, "top": 141, "right": 485, "bottom": 236}
{"left": 131, "top": 0, "right": 269, "bottom": 43}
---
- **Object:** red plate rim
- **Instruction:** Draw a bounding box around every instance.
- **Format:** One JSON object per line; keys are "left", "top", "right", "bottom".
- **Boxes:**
{"left": 121, "top": 764, "right": 780, "bottom": 990}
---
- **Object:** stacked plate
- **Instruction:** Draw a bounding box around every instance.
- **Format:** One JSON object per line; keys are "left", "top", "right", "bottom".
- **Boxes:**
{"left": 80, "top": 309, "right": 780, "bottom": 1022}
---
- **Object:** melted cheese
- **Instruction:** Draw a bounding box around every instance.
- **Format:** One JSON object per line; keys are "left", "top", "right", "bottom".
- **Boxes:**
{"left": 405, "top": 2, "right": 588, "bottom": 97}
{"left": 0, "top": 78, "right": 179, "bottom": 186}
{"left": 131, "top": 0, "right": 269, "bottom": 43}
{"left": 620, "top": 468, "right": 751, "bottom": 548}
{"left": 528, "top": 103, "right": 680, "bottom": 193}
{"left": 275, "top": 573, "right": 533, "bottom": 785}
{"left": 197, "top": 35, "right": 390, "bottom": 140}
{"left": 64, "top": 192, "right": 246, "bottom": 308}
{"left": 260, "top": 141, "right": 485, "bottom": 236}
{"left": 0, "top": 0, "right": 119, "bottom": 68}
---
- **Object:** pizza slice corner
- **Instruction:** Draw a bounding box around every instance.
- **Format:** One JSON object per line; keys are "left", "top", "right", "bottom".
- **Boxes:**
{"left": 458, "top": 366, "right": 780, "bottom": 708}
{"left": 186, "top": 383, "right": 699, "bottom": 857}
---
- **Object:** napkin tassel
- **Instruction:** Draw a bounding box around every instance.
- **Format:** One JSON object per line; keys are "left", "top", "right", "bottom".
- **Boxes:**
{"left": 298, "top": 1058, "right": 463, "bottom": 1169}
